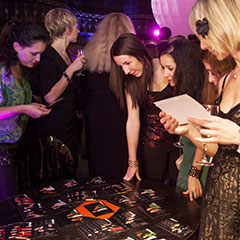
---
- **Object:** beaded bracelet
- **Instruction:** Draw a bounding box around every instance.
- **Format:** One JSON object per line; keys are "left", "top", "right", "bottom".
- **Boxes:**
{"left": 128, "top": 160, "right": 139, "bottom": 168}
{"left": 188, "top": 166, "right": 202, "bottom": 179}
{"left": 63, "top": 71, "right": 72, "bottom": 84}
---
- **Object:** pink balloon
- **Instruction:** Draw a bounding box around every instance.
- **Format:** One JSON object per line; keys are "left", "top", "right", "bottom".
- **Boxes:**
{"left": 151, "top": 0, "right": 196, "bottom": 37}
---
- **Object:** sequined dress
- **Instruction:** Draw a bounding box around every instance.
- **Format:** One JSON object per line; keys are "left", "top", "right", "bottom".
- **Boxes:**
{"left": 141, "top": 85, "right": 180, "bottom": 185}
{"left": 199, "top": 104, "right": 240, "bottom": 240}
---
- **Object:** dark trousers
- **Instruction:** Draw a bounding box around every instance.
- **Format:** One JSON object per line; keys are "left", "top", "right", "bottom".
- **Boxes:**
{"left": 141, "top": 145, "right": 180, "bottom": 187}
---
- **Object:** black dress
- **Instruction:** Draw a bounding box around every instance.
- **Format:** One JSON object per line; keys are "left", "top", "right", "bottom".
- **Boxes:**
{"left": 83, "top": 71, "right": 128, "bottom": 178}
{"left": 199, "top": 105, "right": 240, "bottom": 239}
{"left": 32, "top": 46, "right": 79, "bottom": 169}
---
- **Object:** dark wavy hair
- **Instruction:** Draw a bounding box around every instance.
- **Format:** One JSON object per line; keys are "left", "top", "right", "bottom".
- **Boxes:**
{"left": 0, "top": 20, "right": 49, "bottom": 70}
{"left": 160, "top": 36, "right": 205, "bottom": 102}
{"left": 110, "top": 33, "right": 153, "bottom": 109}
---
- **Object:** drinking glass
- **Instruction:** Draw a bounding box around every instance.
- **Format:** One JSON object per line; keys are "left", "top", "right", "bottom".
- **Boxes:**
{"left": 196, "top": 104, "right": 219, "bottom": 166}
{"left": 173, "top": 135, "right": 184, "bottom": 148}
{"left": 76, "top": 49, "right": 85, "bottom": 76}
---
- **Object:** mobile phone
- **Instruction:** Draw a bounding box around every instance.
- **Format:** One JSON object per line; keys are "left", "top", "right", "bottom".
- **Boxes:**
{"left": 46, "top": 97, "right": 64, "bottom": 109}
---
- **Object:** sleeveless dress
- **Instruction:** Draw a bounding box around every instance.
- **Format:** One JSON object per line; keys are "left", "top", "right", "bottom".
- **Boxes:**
{"left": 141, "top": 85, "right": 180, "bottom": 186}
{"left": 199, "top": 75, "right": 240, "bottom": 240}
{"left": 83, "top": 71, "right": 128, "bottom": 178}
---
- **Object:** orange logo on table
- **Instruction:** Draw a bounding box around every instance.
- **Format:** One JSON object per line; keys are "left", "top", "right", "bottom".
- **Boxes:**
{"left": 75, "top": 200, "right": 120, "bottom": 219}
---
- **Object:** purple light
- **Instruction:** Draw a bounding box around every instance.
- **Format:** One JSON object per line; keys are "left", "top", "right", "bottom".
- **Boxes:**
{"left": 153, "top": 29, "right": 160, "bottom": 37}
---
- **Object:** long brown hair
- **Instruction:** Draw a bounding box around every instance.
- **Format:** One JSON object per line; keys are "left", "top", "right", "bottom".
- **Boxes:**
{"left": 160, "top": 36, "right": 205, "bottom": 103}
{"left": 201, "top": 50, "right": 236, "bottom": 104}
{"left": 110, "top": 33, "right": 153, "bottom": 109}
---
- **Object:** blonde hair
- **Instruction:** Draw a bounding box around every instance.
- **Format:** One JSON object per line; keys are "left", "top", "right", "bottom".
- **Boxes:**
{"left": 189, "top": 0, "right": 240, "bottom": 57}
{"left": 44, "top": 8, "right": 77, "bottom": 40}
{"left": 84, "top": 12, "right": 136, "bottom": 73}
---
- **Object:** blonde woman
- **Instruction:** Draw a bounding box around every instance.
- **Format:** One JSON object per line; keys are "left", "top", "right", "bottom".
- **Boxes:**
{"left": 161, "top": 0, "right": 240, "bottom": 238}
{"left": 83, "top": 13, "right": 136, "bottom": 178}
{"left": 33, "top": 8, "right": 85, "bottom": 173}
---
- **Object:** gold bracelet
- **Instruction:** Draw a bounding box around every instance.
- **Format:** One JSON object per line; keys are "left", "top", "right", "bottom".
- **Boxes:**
{"left": 128, "top": 160, "right": 138, "bottom": 168}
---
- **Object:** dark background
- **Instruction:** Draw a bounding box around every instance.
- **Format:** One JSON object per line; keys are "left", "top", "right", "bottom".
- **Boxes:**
{"left": 0, "top": 0, "right": 160, "bottom": 45}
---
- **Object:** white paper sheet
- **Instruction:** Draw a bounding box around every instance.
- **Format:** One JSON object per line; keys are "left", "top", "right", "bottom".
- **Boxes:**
{"left": 155, "top": 94, "right": 211, "bottom": 125}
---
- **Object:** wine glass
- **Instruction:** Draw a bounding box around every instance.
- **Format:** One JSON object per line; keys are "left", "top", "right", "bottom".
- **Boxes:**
{"left": 76, "top": 49, "right": 85, "bottom": 76}
{"left": 196, "top": 104, "right": 219, "bottom": 167}
{"left": 173, "top": 135, "right": 184, "bottom": 148}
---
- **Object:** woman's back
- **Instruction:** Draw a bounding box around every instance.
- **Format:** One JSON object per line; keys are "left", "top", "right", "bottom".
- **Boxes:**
{"left": 83, "top": 71, "right": 128, "bottom": 178}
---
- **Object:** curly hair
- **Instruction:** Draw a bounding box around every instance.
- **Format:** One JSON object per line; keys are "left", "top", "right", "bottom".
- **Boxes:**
{"left": 0, "top": 20, "right": 49, "bottom": 70}
{"left": 160, "top": 36, "right": 205, "bottom": 103}
{"left": 110, "top": 33, "right": 153, "bottom": 109}
{"left": 84, "top": 12, "right": 136, "bottom": 73}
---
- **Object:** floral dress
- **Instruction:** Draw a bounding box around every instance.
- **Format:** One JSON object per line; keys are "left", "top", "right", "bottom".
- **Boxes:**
{"left": 0, "top": 64, "right": 31, "bottom": 165}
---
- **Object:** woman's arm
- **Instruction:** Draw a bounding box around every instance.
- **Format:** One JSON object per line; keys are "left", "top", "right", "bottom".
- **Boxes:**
{"left": 183, "top": 148, "right": 204, "bottom": 201}
{"left": 0, "top": 103, "right": 50, "bottom": 120}
{"left": 123, "top": 91, "right": 141, "bottom": 181}
{"left": 189, "top": 116, "right": 240, "bottom": 145}
{"left": 44, "top": 55, "right": 86, "bottom": 104}
{"left": 160, "top": 111, "right": 218, "bottom": 156}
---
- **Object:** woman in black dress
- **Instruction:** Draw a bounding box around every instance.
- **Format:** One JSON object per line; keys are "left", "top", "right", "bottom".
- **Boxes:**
{"left": 83, "top": 13, "right": 136, "bottom": 178}
{"left": 161, "top": 0, "right": 240, "bottom": 238}
{"left": 33, "top": 8, "right": 86, "bottom": 173}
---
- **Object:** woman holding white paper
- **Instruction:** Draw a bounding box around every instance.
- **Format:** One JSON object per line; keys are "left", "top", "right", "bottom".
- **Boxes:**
{"left": 159, "top": 36, "right": 206, "bottom": 200}
{"left": 161, "top": 0, "right": 240, "bottom": 238}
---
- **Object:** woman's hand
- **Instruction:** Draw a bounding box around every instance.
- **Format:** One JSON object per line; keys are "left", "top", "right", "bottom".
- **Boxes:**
{"left": 123, "top": 166, "right": 141, "bottom": 181}
{"left": 24, "top": 103, "right": 51, "bottom": 118}
{"left": 159, "top": 112, "right": 188, "bottom": 135}
{"left": 183, "top": 176, "right": 203, "bottom": 201}
{"left": 188, "top": 116, "right": 240, "bottom": 145}
{"left": 69, "top": 55, "right": 86, "bottom": 73}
